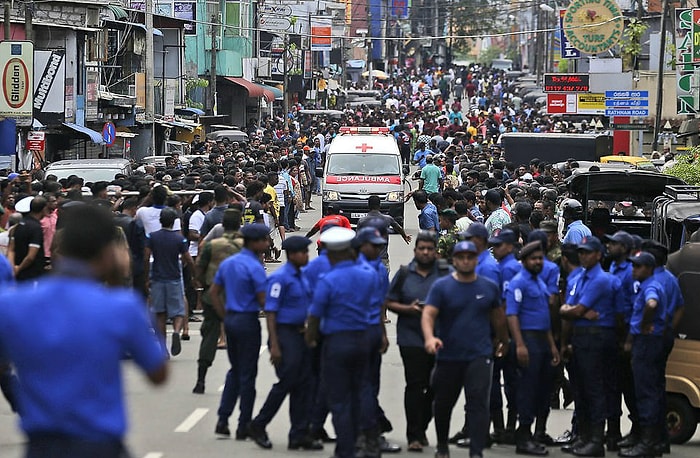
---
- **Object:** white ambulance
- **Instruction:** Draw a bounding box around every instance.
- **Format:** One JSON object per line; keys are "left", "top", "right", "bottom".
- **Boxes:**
{"left": 321, "top": 127, "right": 405, "bottom": 225}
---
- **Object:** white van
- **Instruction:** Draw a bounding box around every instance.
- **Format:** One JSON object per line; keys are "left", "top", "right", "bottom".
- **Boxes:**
{"left": 321, "top": 127, "right": 405, "bottom": 225}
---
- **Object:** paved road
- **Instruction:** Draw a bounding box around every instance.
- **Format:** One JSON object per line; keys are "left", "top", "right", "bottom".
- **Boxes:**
{"left": 1, "top": 193, "right": 699, "bottom": 457}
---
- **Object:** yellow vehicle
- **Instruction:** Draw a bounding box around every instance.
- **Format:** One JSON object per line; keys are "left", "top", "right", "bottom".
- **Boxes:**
{"left": 599, "top": 155, "right": 656, "bottom": 171}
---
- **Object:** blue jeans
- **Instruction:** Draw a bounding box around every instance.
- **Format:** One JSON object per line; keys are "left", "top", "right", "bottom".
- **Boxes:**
{"left": 515, "top": 332, "right": 553, "bottom": 426}
{"left": 323, "top": 331, "right": 369, "bottom": 458}
{"left": 217, "top": 312, "right": 261, "bottom": 433}
{"left": 252, "top": 325, "right": 311, "bottom": 440}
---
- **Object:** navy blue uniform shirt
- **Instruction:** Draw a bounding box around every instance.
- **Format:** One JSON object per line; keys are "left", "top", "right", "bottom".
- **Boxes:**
{"left": 302, "top": 249, "right": 330, "bottom": 289}
{"left": 505, "top": 270, "right": 551, "bottom": 331}
{"left": 214, "top": 248, "right": 267, "bottom": 312}
{"left": 308, "top": 259, "right": 377, "bottom": 335}
{"left": 425, "top": 274, "right": 501, "bottom": 362}
{"left": 265, "top": 262, "right": 312, "bottom": 325}
{"left": 359, "top": 252, "right": 389, "bottom": 326}
{"left": 0, "top": 261, "right": 164, "bottom": 441}
{"left": 568, "top": 263, "right": 619, "bottom": 328}
{"left": 629, "top": 276, "right": 665, "bottom": 336}
{"left": 499, "top": 253, "right": 521, "bottom": 295}
{"left": 609, "top": 259, "right": 635, "bottom": 324}
{"left": 477, "top": 249, "right": 501, "bottom": 293}
{"left": 653, "top": 266, "right": 683, "bottom": 326}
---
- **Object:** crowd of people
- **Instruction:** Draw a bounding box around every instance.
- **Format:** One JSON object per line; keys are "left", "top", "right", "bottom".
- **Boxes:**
{"left": 0, "top": 62, "right": 686, "bottom": 458}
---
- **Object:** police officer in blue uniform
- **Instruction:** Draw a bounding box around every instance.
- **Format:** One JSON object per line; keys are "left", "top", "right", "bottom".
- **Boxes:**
{"left": 422, "top": 241, "right": 509, "bottom": 458}
{"left": 619, "top": 251, "right": 667, "bottom": 458}
{"left": 210, "top": 223, "right": 269, "bottom": 439}
{"left": 506, "top": 241, "right": 560, "bottom": 456}
{"left": 303, "top": 225, "right": 335, "bottom": 444}
{"left": 640, "top": 240, "right": 683, "bottom": 455}
{"left": 0, "top": 204, "right": 167, "bottom": 458}
{"left": 527, "top": 230, "right": 563, "bottom": 446}
{"left": 355, "top": 227, "right": 398, "bottom": 457}
{"left": 489, "top": 228, "right": 520, "bottom": 446}
{"left": 306, "top": 227, "right": 378, "bottom": 458}
{"left": 560, "top": 236, "right": 620, "bottom": 457}
{"left": 604, "top": 231, "right": 637, "bottom": 451}
{"left": 247, "top": 236, "right": 323, "bottom": 451}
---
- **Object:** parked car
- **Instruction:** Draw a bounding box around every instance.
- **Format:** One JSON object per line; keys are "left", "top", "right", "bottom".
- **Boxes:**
{"left": 206, "top": 129, "right": 249, "bottom": 143}
{"left": 45, "top": 159, "right": 132, "bottom": 183}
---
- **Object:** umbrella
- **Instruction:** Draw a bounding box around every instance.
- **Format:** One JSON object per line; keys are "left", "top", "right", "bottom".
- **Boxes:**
{"left": 362, "top": 69, "right": 389, "bottom": 80}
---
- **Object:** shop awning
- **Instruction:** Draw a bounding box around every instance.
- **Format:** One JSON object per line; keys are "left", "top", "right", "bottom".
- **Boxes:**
{"left": 175, "top": 107, "right": 205, "bottom": 116}
{"left": 63, "top": 122, "right": 105, "bottom": 144}
{"left": 105, "top": 4, "right": 128, "bottom": 20}
{"left": 257, "top": 83, "right": 283, "bottom": 100}
{"left": 223, "top": 77, "right": 274, "bottom": 102}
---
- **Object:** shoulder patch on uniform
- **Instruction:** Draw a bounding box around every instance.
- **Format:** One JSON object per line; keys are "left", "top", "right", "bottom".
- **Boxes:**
{"left": 269, "top": 282, "right": 282, "bottom": 298}
{"left": 514, "top": 288, "right": 523, "bottom": 302}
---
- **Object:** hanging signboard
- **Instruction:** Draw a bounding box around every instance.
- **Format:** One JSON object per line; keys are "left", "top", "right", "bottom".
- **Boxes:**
{"left": 0, "top": 41, "right": 34, "bottom": 126}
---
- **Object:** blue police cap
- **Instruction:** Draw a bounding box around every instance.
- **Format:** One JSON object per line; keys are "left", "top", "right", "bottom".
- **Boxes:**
{"left": 453, "top": 240, "right": 478, "bottom": 255}
{"left": 461, "top": 222, "right": 489, "bottom": 240}
{"left": 520, "top": 241, "right": 544, "bottom": 259}
{"left": 577, "top": 235, "right": 604, "bottom": 253}
{"left": 527, "top": 229, "right": 548, "bottom": 249}
{"left": 354, "top": 227, "right": 387, "bottom": 247}
{"left": 629, "top": 251, "right": 656, "bottom": 267}
{"left": 604, "top": 231, "right": 634, "bottom": 249}
{"left": 281, "top": 236, "right": 311, "bottom": 252}
{"left": 488, "top": 228, "right": 517, "bottom": 245}
{"left": 240, "top": 223, "right": 269, "bottom": 240}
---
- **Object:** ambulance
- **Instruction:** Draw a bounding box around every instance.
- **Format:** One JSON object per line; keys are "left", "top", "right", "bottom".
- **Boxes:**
{"left": 321, "top": 127, "right": 405, "bottom": 225}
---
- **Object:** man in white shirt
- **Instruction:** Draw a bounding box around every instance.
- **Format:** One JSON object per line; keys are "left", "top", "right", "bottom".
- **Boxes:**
{"left": 136, "top": 185, "right": 181, "bottom": 236}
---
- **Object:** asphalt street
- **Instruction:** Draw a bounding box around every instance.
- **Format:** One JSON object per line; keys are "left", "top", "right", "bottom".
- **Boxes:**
{"left": 1, "top": 191, "right": 699, "bottom": 457}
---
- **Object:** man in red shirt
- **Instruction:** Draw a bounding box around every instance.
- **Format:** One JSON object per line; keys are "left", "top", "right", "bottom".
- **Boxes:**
{"left": 305, "top": 205, "right": 351, "bottom": 238}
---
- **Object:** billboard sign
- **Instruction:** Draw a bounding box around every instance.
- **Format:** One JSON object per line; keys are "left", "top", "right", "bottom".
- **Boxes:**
{"left": 0, "top": 41, "right": 34, "bottom": 126}
{"left": 33, "top": 50, "right": 65, "bottom": 125}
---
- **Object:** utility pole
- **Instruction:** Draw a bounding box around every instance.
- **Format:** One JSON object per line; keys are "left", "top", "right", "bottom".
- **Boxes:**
{"left": 24, "top": 0, "right": 32, "bottom": 42}
{"left": 210, "top": 14, "right": 218, "bottom": 116}
{"left": 651, "top": 0, "right": 669, "bottom": 153}
{"left": 283, "top": 33, "right": 289, "bottom": 126}
{"left": 4, "top": 2, "right": 10, "bottom": 39}
{"left": 146, "top": 0, "right": 155, "bottom": 154}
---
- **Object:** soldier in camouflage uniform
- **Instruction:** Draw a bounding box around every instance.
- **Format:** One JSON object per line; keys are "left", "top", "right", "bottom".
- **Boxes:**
{"left": 437, "top": 209, "right": 460, "bottom": 264}
{"left": 192, "top": 208, "right": 244, "bottom": 394}
{"left": 540, "top": 220, "right": 561, "bottom": 264}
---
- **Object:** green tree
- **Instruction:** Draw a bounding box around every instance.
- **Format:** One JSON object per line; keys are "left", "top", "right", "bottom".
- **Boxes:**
{"left": 666, "top": 148, "right": 700, "bottom": 186}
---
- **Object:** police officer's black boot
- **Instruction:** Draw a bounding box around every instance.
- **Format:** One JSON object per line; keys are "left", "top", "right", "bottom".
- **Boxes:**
{"left": 606, "top": 418, "right": 622, "bottom": 452}
{"left": 534, "top": 412, "right": 555, "bottom": 446}
{"left": 361, "top": 427, "right": 381, "bottom": 458}
{"left": 516, "top": 424, "right": 549, "bottom": 456}
{"left": 192, "top": 365, "right": 207, "bottom": 394}
{"left": 572, "top": 422, "right": 605, "bottom": 457}
{"left": 562, "top": 422, "right": 588, "bottom": 454}
{"left": 503, "top": 409, "right": 518, "bottom": 445}
{"left": 449, "top": 418, "right": 468, "bottom": 444}
{"left": 490, "top": 409, "right": 506, "bottom": 444}
{"left": 618, "top": 426, "right": 656, "bottom": 458}
{"left": 617, "top": 423, "right": 640, "bottom": 449}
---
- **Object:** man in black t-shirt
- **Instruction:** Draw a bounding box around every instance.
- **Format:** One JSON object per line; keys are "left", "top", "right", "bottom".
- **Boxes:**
{"left": 12, "top": 196, "right": 48, "bottom": 282}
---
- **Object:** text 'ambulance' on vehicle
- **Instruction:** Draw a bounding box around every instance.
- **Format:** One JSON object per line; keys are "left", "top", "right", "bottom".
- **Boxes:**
{"left": 321, "top": 127, "right": 405, "bottom": 225}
